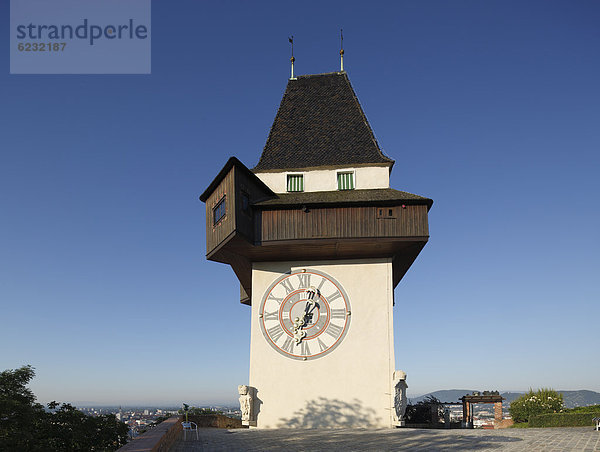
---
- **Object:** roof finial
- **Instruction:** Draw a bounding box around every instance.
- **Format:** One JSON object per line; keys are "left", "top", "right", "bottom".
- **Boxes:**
{"left": 289, "top": 36, "right": 297, "bottom": 80}
{"left": 339, "top": 29, "right": 344, "bottom": 72}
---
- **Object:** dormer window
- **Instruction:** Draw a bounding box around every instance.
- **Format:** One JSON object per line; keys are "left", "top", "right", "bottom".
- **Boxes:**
{"left": 337, "top": 171, "right": 355, "bottom": 190}
{"left": 287, "top": 174, "right": 304, "bottom": 192}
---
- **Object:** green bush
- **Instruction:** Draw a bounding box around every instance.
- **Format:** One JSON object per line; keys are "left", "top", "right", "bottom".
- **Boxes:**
{"left": 405, "top": 396, "right": 444, "bottom": 424}
{"left": 509, "top": 388, "right": 563, "bottom": 423}
{"left": 510, "top": 422, "right": 529, "bottom": 428}
{"left": 529, "top": 412, "right": 600, "bottom": 428}
{"left": 564, "top": 404, "right": 600, "bottom": 413}
{"left": 179, "top": 407, "right": 223, "bottom": 416}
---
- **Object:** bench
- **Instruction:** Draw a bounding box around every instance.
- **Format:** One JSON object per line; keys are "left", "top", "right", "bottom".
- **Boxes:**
{"left": 593, "top": 417, "right": 600, "bottom": 431}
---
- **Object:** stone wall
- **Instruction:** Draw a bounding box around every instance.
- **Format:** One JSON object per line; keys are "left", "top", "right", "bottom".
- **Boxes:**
{"left": 116, "top": 416, "right": 181, "bottom": 452}
{"left": 187, "top": 414, "right": 244, "bottom": 429}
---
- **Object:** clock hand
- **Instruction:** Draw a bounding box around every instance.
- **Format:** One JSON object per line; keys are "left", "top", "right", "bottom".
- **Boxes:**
{"left": 304, "top": 299, "right": 319, "bottom": 323}
{"left": 293, "top": 316, "right": 307, "bottom": 344}
{"left": 293, "top": 297, "right": 319, "bottom": 345}
{"left": 304, "top": 300, "right": 313, "bottom": 316}
{"left": 306, "top": 286, "right": 319, "bottom": 301}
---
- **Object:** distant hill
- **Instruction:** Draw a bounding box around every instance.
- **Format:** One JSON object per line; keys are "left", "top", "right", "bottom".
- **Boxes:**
{"left": 412, "top": 389, "right": 600, "bottom": 408}
{"left": 560, "top": 390, "right": 600, "bottom": 408}
{"left": 409, "top": 390, "right": 474, "bottom": 404}
{"left": 499, "top": 392, "right": 523, "bottom": 404}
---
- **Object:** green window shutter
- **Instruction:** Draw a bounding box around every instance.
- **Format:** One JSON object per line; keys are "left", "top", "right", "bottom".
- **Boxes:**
{"left": 287, "top": 175, "right": 304, "bottom": 192}
{"left": 337, "top": 172, "right": 354, "bottom": 190}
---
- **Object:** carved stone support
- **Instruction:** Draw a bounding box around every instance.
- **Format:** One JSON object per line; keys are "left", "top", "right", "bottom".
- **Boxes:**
{"left": 392, "top": 370, "right": 408, "bottom": 426}
{"left": 238, "top": 385, "right": 257, "bottom": 426}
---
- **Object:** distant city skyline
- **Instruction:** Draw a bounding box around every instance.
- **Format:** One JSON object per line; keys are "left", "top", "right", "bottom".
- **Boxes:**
{"left": 1, "top": 0, "right": 599, "bottom": 405}
{"left": 66, "top": 388, "right": 600, "bottom": 409}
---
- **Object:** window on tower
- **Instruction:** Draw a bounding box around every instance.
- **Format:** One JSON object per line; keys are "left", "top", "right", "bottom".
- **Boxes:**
{"left": 376, "top": 206, "right": 396, "bottom": 219}
{"left": 337, "top": 171, "right": 355, "bottom": 190}
{"left": 213, "top": 196, "right": 226, "bottom": 224}
{"left": 287, "top": 174, "right": 304, "bottom": 192}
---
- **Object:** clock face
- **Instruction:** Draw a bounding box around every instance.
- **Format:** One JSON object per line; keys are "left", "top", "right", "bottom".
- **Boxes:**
{"left": 258, "top": 269, "right": 351, "bottom": 361}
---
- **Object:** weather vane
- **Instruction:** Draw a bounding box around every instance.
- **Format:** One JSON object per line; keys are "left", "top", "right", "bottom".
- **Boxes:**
{"left": 340, "top": 29, "right": 345, "bottom": 72}
{"left": 289, "top": 35, "right": 296, "bottom": 80}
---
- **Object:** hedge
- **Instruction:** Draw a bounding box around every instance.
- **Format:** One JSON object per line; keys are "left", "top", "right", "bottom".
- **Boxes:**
{"left": 565, "top": 404, "right": 600, "bottom": 413}
{"left": 529, "top": 412, "right": 600, "bottom": 428}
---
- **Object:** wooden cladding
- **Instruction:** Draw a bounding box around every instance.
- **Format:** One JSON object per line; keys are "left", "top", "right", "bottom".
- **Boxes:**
{"left": 205, "top": 168, "right": 236, "bottom": 255}
{"left": 258, "top": 205, "right": 428, "bottom": 242}
{"left": 376, "top": 206, "right": 396, "bottom": 219}
{"left": 205, "top": 164, "right": 274, "bottom": 256}
{"left": 235, "top": 169, "right": 268, "bottom": 242}
{"left": 202, "top": 157, "right": 431, "bottom": 303}
{"left": 213, "top": 196, "right": 227, "bottom": 224}
{"left": 204, "top": 162, "right": 429, "bottom": 257}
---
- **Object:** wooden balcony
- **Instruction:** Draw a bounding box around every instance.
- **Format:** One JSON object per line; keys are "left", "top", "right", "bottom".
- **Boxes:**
{"left": 200, "top": 158, "right": 432, "bottom": 305}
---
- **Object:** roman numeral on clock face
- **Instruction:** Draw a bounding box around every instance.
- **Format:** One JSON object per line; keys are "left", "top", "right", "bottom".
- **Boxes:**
{"left": 327, "top": 290, "right": 342, "bottom": 302}
{"left": 300, "top": 341, "right": 310, "bottom": 356}
{"left": 267, "top": 293, "right": 284, "bottom": 305}
{"left": 297, "top": 273, "right": 311, "bottom": 289}
{"left": 280, "top": 279, "right": 294, "bottom": 294}
{"left": 267, "top": 324, "right": 284, "bottom": 342}
{"left": 330, "top": 309, "right": 346, "bottom": 319}
{"left": 281, "top": 336, "right": 294, "bottom": 353}
{"left": 325, "top": 322, "right": 343, "bottom": 338}
{"left": 263, "top": 311, "right": 278, "bottom": 321}
{"left": 317, "top": 337, "right": 327, "bottom": 352}
{"left": 317, "top": 277, "right": 326, "bottom": 291}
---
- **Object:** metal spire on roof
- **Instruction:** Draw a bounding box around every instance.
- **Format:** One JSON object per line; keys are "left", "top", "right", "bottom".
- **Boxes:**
{"left": 340, "top": 29, "right": 344, "bottom": 72}
{"left": 289, "top": 36, "right": 297, "bottom": 80}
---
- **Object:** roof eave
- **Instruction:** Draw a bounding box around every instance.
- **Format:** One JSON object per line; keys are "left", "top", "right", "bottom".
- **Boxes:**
{"left": 253, "top": 161, "right": 395, "bottom": 173}
{"left": 199, "top": 157, "right": 275, "bottom": 202}
{"left": 253, "top": 198, "right": 433, "bottom": 210}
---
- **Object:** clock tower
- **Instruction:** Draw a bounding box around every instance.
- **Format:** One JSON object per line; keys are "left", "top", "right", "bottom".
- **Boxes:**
{"left": 200, "top": 71, "right": 432, "bottom": 428}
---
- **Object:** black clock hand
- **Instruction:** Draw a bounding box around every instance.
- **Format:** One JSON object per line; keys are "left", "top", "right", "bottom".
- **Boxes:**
{"left": 305, "top": 299, "right": 318, "bottom": 321}
{"left": 304, "top": 300, "right": 312, "bottom": 315}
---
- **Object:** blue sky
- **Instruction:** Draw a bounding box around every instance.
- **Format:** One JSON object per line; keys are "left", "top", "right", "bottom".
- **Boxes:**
{"left": 1, "top": 0, "right": 599, "bottom": 406}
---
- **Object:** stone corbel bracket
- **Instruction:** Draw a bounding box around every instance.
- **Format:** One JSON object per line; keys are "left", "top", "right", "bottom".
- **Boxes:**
{"left": 238, "top": 385, "right": 257, "bottom": 426}
{"left": 393, "top": 370, "right": 408, "bottom": 427}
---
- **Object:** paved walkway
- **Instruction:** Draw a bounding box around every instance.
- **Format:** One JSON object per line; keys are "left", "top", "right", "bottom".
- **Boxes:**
{"left": 171, "top": 427, "right": 600, "bottom": 451}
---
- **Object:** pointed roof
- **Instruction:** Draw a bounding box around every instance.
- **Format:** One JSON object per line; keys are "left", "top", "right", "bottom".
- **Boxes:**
{"left": 253, "top": 72, "right": 394, "bottom": 172}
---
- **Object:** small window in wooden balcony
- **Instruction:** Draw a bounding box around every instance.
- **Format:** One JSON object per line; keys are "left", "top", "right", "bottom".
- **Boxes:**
{"left": 213, "top": 196, "right": 226, "bottom": 224}
{"left": 287, "top": 174, "right": 304, "bottom": 192}
{"left": 337, "top": 171, "right": 355, "bottom": 190}
{"left": 377, "top": 207, "right": 396, "bottom": 219}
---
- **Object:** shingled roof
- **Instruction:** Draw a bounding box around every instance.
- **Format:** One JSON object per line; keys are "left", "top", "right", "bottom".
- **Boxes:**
{"left": 253, "top": 72, "right": 394, "bottom": 171}
{"left": 253, "top": 188, "right": 433, "bottom": 210}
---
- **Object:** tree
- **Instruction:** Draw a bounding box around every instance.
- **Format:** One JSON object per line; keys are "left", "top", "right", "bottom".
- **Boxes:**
{"left": 404, "top": 396, "right": 444, "bottom": 424}
{"left": 0, "top": 365, "right": 128, "bottom": 451}
{"left": 0, "top": 365, "right": 45, "bottom": 450}
{"left": 178, "top": 406, "right": 223, "bottom": 416}
{"left": 509, "top": 388, "right": 564, "bottom": 423}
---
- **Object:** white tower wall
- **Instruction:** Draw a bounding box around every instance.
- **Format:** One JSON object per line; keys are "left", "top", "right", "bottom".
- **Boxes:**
{"left": 249, "top": 258, "right": 396, "bottom": 428}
